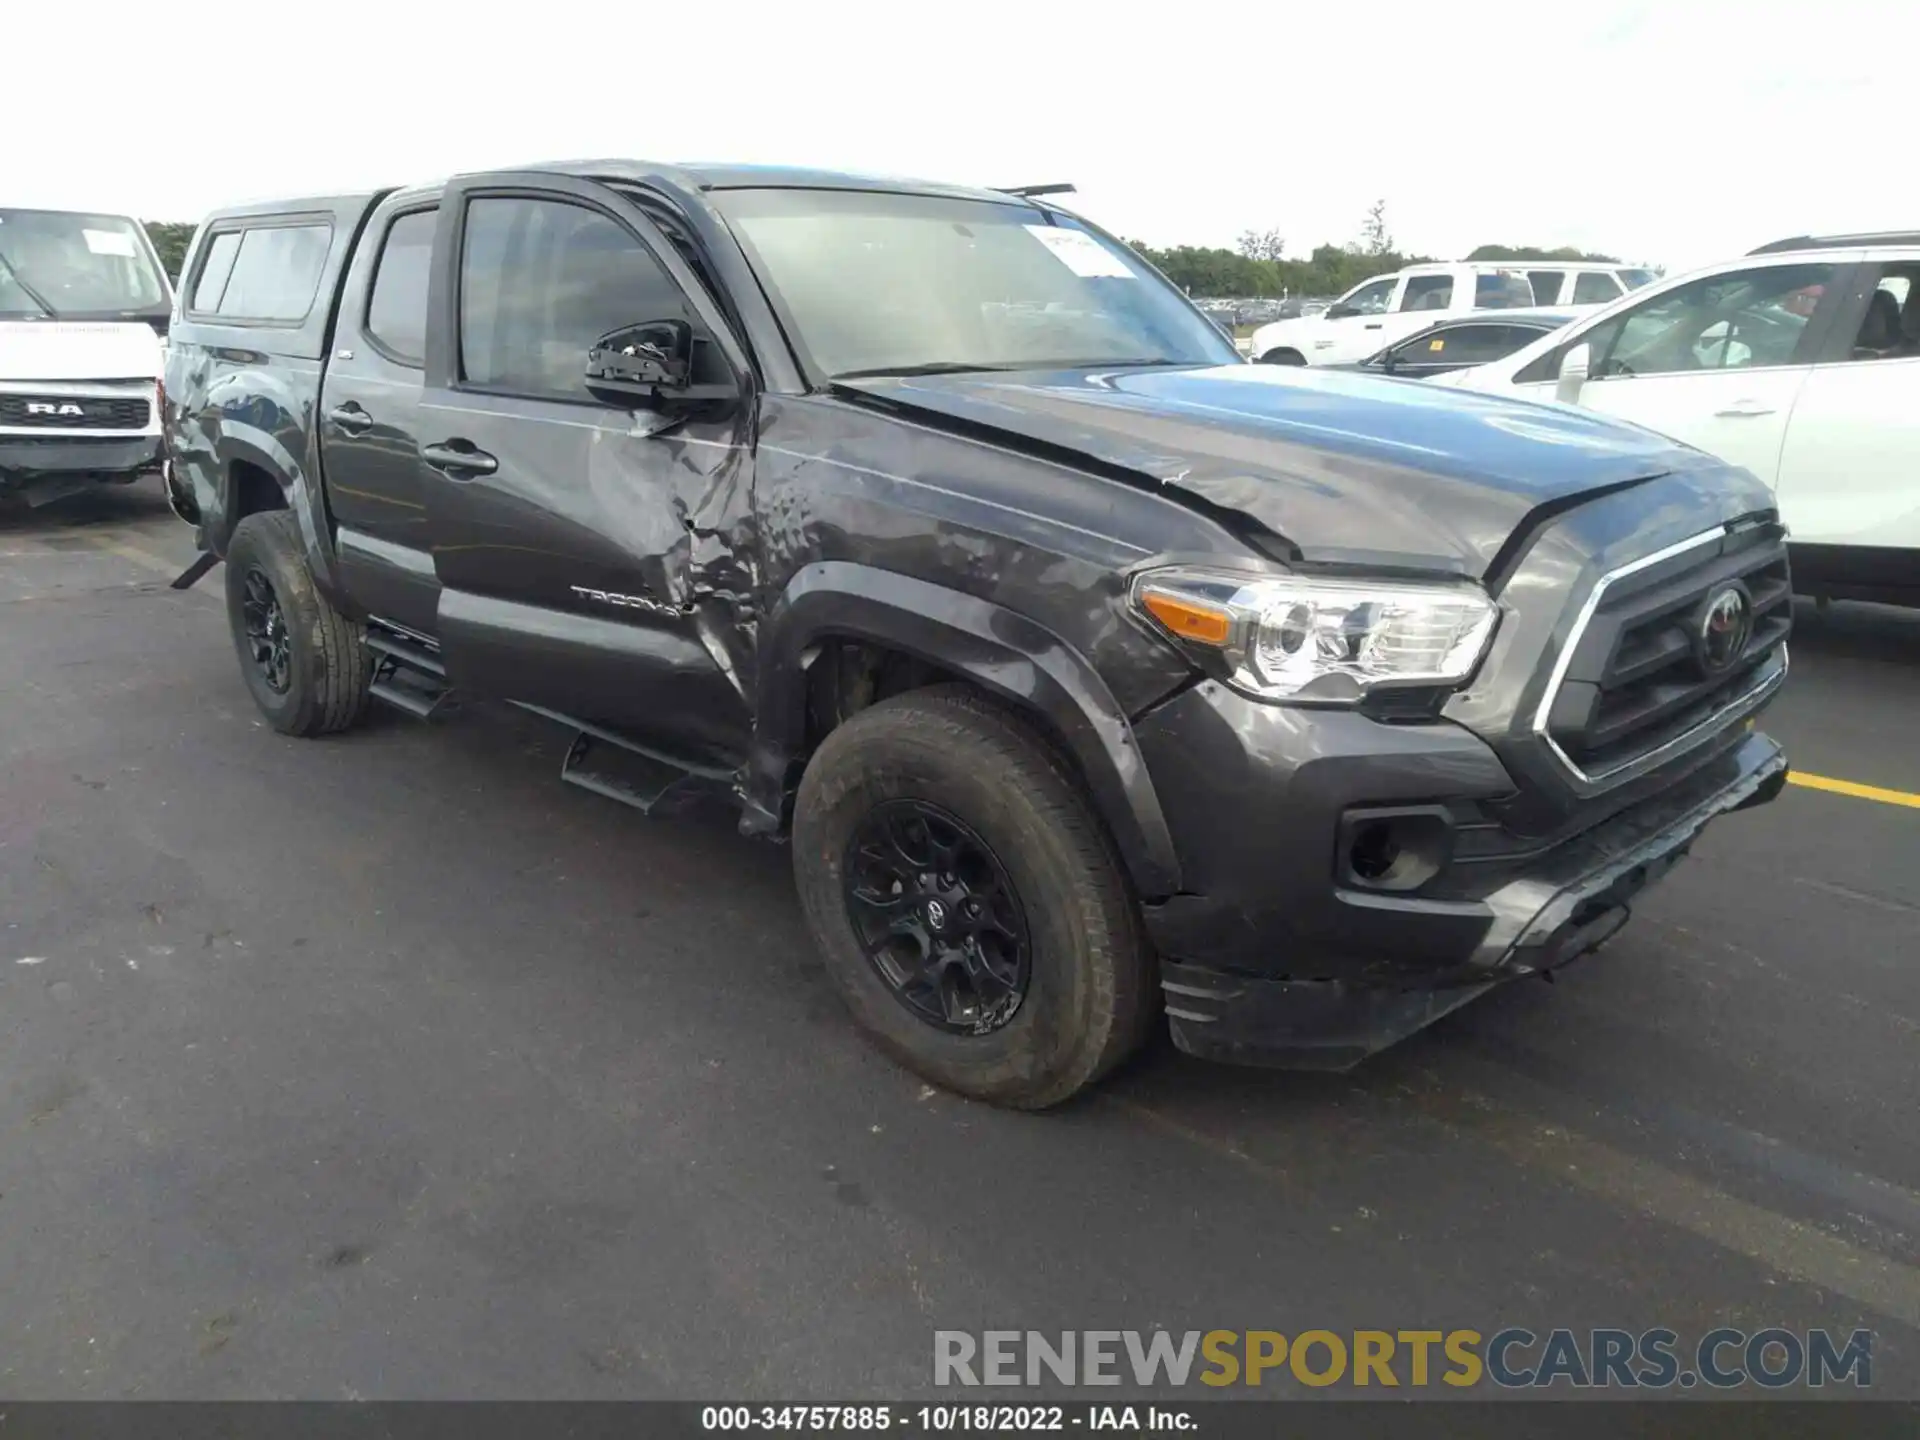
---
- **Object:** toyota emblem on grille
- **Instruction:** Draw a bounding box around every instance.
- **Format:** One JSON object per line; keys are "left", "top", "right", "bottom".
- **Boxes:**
{"left": 1694, "top": 584, "right": 1752, "bottom": 675}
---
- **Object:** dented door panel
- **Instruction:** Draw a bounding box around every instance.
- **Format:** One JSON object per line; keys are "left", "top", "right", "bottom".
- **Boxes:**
{"left": 418, "top": 394, "right": 757, "bottom": 767}
{"left": 418, "top": 173, "right": 759, "bottom": 768}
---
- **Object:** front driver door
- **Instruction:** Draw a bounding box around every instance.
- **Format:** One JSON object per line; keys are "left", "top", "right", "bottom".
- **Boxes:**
{"left": 418, "top": 172, "right": 759, "bottom": 769}
{"left": 1511, "top": 257, "right": 1852, "bottom": 489}
{"left": 1309, "top": 274, "right": 1404, "bottom": 364}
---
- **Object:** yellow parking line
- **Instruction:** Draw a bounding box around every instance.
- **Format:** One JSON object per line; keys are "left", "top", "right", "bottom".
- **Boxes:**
{"left": 65, "top": 532, "right": 221, "bottom": 606}
{"left": 1113, "top": 1090, "right": 1920, "bottom": 1333}
{"left": 1788, "top": 772, "right": 1920, "bottom": 810}
{"left": 93, "top": 538, "right": 183, "bottom": 577}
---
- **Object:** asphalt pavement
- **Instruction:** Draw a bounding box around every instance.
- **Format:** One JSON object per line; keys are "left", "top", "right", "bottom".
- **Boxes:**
{"left": 2, "top": 481, "right": 1916, "bottom": 1401}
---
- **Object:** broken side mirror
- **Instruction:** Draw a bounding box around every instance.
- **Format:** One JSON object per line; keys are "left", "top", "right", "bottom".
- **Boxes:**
{"left": 586, "top": 319, "right": 739, "bottom": 407}
{"left": 1555, "top": 342, "right": 1592, "bottom": 405}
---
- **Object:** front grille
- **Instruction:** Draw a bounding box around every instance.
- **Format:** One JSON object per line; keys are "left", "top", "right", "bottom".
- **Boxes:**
{"left": 1539, "top": 525, "right": 1790, "bottom": 783}
{"left": 0, "top": 394, "right": 151, "bottom": 431}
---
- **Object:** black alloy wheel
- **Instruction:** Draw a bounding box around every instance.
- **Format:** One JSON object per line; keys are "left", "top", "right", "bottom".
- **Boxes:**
{"left": 240, "top": 567, "right": 292, "bottom": 695}
{"left": 792, "top": 684, "right": 1157, "bottom": 1108}
{"left": 222, "top": 510, "right": 372, "bottom": 736}
{"left": 843, "top": 799, "right": 1033, "bottom": 1035}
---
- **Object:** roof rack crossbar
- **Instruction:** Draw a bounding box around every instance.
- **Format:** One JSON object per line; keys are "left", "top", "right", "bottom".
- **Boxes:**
{"left": 1749, "top": 230, "right": 1920, "bottom": 255}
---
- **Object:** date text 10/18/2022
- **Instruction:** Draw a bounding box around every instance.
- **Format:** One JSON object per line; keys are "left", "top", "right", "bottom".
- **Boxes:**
{"left": 702, "top": 1406, "right": 1192, "bottom": 1432}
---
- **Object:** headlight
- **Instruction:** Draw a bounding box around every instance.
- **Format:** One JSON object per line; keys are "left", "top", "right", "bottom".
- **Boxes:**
{"left": 1130, "top": 568, "right": 1498, "bottom": 704}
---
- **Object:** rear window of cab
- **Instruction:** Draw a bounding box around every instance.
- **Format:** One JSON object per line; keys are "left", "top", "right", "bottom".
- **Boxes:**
{"left": 188, "top": 220, "right": 332, "bottom": 324}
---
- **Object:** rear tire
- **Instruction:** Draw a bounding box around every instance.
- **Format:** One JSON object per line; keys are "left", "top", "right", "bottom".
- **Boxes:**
{"left": 224, "top": 510, "right": 371, "bottom": 736}
{"left": 1258, "top": 347, "right": 1307, "bottom": 365}
{"left": 793, "top": 685, "right": 1157, "bottom": 1109}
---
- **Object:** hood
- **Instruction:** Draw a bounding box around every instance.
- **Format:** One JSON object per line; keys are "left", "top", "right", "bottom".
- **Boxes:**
{"left": 836, "top": 363, "right": 1719, "bottom": 577}
{"left": 0, "top": 320, "right": 163, "bottom": 382}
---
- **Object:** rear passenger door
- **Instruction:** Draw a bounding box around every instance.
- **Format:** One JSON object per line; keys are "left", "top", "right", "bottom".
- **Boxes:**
{"left": 417, "top": 172, "right": 757, "bottom": 767}
{"left": 1397, "top": 273, "right": 1455, "bottom": 316}
{"left": 1526, "top": 269, "right": 1567, "bottom": 305}
{"left": 319, "top": 196, "right": 440, "bottom": 634}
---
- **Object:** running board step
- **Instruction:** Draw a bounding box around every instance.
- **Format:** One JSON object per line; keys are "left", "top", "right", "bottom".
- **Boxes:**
{"left": 365, "top": 630, "right": 446, "bottom": 676}
{"left": 369, "top": 670, "right": 447, "bottom": 719}
{"left": 511, "top": 702, "right": 733, "bottom": 817}
{"left": 365, "top": 629, "right": 449, "bottom": 719}
{"left": 560, "top": 732, "right": 717, "bottom": 814}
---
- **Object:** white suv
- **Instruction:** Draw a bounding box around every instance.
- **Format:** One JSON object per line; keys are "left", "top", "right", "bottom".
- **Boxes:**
{"left": 1246, "top": 261, "right": 1648, "bottom": 367}
{"left": 1436, "top": 233, "right": 1920, "bottom": 609}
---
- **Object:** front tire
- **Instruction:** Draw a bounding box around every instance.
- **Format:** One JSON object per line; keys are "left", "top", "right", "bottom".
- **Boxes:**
{"left": 224, "top": 510, "right": 371, "bottom": 736}
{"left": 793, "top": 686, "right": 1156, "bottom": 1109}
{"left": 1258, "top": 347, "right": 1307, "bottom": 365}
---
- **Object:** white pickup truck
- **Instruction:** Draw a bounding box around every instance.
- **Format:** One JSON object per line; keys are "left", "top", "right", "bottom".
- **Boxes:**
{"left": 1, "top": 208, "right": 172, "bottom": 507}
{"left": 1247, "top": 260, "right": 1652, "bottom": 367}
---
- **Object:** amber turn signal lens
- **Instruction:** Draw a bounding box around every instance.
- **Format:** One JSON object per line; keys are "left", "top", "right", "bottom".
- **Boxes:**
{"left": 1141, "top": 590, "right": 1232, "bottom": 646}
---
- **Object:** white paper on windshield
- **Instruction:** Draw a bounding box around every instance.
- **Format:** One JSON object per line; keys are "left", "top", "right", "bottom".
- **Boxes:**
{"left": 1024, "top": 226, "right": 1135, "bottom": 279}
{"left": 83, "top": 229, "right": 138, "bottom": 257}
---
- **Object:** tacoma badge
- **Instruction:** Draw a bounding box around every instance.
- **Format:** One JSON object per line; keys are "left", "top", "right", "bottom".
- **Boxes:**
{"left": 569, "top": 584, "right": 678, "bottom": 617}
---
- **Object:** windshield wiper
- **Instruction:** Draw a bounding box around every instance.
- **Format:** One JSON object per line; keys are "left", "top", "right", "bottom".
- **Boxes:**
{"left": 0, "top": 242, "right": 58, "bottom": 319}
{"left": 830, "top": 362, "right": 1027, "bottom": 380}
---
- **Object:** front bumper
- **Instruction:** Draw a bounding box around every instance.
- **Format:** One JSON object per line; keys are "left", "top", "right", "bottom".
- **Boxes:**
{"left": 0, "top": 436, "right": 163, "bottom": 504}
{"left": 1133, "top": 681, "right": 1787, "bottom": 1069}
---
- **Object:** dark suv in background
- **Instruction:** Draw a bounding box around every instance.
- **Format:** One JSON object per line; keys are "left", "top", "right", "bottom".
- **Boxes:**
{"left": 163, "top": 161, "right": 1790, "bottom": 1107}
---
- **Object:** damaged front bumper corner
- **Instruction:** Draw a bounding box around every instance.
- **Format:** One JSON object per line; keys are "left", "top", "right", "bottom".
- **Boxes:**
{"left": 1158, "top": 732, "right": 1788, "bottom": 1071}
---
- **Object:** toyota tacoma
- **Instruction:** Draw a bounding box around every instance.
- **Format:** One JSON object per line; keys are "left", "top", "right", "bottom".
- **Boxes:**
{"left": 162, "top": 163, "right": 1791, "bottom": 1108}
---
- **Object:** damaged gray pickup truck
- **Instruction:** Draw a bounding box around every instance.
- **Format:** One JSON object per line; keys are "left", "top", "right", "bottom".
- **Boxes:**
{"left": 163, "top": 162, "right": 1791, "bottom": 1108}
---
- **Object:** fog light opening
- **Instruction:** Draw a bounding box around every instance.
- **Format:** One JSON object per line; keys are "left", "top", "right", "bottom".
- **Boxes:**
{"left": 1343, "top": 810, "right": 1449, "bottom": 892}
{"left": 1350, "top": 822, "right": 1401, "bottom": 883}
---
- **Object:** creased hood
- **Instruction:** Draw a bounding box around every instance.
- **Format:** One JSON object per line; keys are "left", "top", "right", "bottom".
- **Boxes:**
{"left": 0, "top": 321, "right": 163, "bottom": 383}
{"left": 837, "top": 364, "right": 1724, "bottom": 577}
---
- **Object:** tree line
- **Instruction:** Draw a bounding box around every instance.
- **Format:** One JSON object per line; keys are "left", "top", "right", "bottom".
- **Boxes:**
{"left": 1125, "top": 237, "right": 1631, "bottom": 300}
{"left": 143, "top": 221, "right": 196, "bottom": 280}
{"left": 1126, "top": 200, "right": 1630, "bottom": 299}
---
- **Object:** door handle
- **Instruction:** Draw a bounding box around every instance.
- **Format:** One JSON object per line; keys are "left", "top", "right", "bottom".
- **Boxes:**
{"left": 422, "top": 441, "right": 499, "bottom": 478}
{"left": 1364, "top": 322, "right": 1384, "bottom": 329}
{"left": 1713, "top": 402, "right": 1776, "bottom": 418}
{"left": 326, "top": 402, "right": 374, "bottom": 435}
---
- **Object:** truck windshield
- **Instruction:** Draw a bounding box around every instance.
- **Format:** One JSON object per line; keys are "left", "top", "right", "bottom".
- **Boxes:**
{"left": 713, "top": 188, "right": 1239, "bottom": 379}
{"left": 0, "top": 209, "right": 169, "bottom": 320}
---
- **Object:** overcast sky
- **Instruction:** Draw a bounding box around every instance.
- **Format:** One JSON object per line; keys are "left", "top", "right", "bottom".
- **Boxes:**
{"left": 8, "top": 0, "right": 1912, "bottom": 276}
